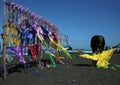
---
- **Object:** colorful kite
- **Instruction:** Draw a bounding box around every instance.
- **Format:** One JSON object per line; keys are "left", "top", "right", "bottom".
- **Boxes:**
{"left": 7, "top": 46, "right": 26, "bottom": 63}
{"left": 28, "top": 44, "right": 41, "bottom": 60}
{"left": 80, "top": 48, "right": 120, "bottom": 69}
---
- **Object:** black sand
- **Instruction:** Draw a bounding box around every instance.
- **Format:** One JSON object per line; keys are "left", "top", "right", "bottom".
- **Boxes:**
{"left": 0, "top": 53, "right": 120, "bottom": 85}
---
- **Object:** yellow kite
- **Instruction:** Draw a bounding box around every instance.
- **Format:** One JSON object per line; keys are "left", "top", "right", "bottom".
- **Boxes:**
{"left": 80, "top": 48, "right": 116, "bottom": 68}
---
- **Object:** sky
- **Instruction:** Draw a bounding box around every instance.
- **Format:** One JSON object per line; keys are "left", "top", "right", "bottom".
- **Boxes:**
{"left": 0, "top": 0, "right": 120, "bottom": 50}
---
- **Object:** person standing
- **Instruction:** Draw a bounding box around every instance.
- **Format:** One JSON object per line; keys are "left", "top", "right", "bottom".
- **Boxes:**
{"left": 90, "top": 35, "right": 105, "bottom": 66}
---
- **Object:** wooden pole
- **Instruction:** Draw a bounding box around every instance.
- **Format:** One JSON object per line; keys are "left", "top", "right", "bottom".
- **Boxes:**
{"left": 3, "top": 0, "right": 7, "bottom": 80}
{"left": 66, "top": 34, "right": 68, "bottom": 46}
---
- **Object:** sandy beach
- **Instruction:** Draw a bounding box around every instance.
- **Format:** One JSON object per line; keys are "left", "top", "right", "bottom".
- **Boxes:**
{"left": 0, "top": 53, "right": 120, "bottom": 85}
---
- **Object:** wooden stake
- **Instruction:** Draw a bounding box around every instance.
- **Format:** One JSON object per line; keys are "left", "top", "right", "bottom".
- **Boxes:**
{"left": 3, "top": 0, "right": 7, "bottom": 80}
{"left": 2, "top": 34, "right": 7, "bottom": 80}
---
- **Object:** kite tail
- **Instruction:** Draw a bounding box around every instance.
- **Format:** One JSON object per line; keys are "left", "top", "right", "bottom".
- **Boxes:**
{"left": 108, "top": 63, "right": 120, "bottom": 72}
{"left": 44, "top": 41, "right": 56, "bottom": 67}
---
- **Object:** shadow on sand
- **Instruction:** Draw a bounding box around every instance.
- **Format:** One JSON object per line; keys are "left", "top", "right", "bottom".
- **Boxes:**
{"left": 73, "top": 63, "right": 93, "bottom": 67}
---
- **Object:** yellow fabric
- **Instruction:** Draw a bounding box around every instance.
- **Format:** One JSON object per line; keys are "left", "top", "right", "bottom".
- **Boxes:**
{"left": 38, "top": 35, "right": 44, "bottom": 43}
{"left": 80, "top": 48, "right": 115, "bottom": 68}
{"left": 5, "top": 24, "right": 20, "bottom": 46}
{"left": 12, "top": 27, "right": 17, "bottom": 35}
{"left": 49, "top": 52, "right": 65, "bottom": 60}
{"left": 11, "top": 37, "right": 21, "bottom": 46}
{"left": 5, "top": 25, "right": 10, "bottom": 45}
{"left": 11, "top": 27, "right": 21, "bottom": 46}
{"left": 80, "top": 53, "right": 99, "bottom": 61}
{"left": 96, "top": 48, "right": 115, "bottom": 68}
{"left": 49, "top": 37, "right": 72, "bottom": 59}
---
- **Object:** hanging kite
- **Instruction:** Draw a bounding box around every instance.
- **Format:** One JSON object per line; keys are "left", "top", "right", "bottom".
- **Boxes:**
{"left": 3, "top": 1, "right": 72, "bottom": 70}
{"left": 7, "top": 46, "right": 26, "bottom": 63}
{"left": 28, "top": 44, "right": 41, "bottom": 61}
{"left": 4, "top": 24, "right": 21, "bottom": 46}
